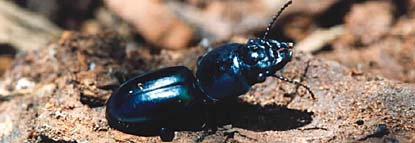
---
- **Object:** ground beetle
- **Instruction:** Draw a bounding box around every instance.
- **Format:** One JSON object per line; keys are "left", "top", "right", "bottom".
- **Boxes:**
{"left": 106, "top": 0, "right": 314, "bottom": 141}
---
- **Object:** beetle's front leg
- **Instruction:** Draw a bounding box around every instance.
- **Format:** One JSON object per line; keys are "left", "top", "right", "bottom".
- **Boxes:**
{"left": 271, "top": 75, "right": 315, "bottom": 99}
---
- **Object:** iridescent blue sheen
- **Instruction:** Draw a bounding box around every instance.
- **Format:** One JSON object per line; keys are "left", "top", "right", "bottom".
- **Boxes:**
{"left": 106, "top": 66, "right": 205, "bottom": 135}
{"left": 196, "top": 43, "right": 251, "bottom": 100}
{"left": 196, "top": 39, "right": 292, "bottom": 100}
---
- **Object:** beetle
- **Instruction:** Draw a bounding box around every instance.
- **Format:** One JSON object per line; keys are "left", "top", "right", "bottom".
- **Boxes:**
{"left": 106, "top": 0, "right": 314, "bottom": 142}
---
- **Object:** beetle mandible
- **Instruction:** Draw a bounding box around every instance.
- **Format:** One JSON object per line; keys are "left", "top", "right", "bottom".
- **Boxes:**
{"left": 106, "top": 0, "right": 314, "bottom": 142}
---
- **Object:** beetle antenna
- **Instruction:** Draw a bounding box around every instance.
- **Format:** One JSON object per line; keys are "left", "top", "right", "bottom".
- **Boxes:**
{"left": 271, "top": 74, "right": 315, "bottom": 99}
{"left": 262, "top": 0, "right": 293, "bottom": 39}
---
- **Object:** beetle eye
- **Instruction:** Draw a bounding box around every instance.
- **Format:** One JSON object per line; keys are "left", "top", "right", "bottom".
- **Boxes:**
{"left": 278, "top": 49, "right": 292, "bottom": 61}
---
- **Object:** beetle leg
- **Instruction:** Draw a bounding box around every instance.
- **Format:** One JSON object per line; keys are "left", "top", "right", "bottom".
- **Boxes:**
{"left": 271, "top": 75, "right": 315, "bottom": 99}
{"left": 207, "top": 100, "right": 218, "bottom": 133}
{"left": 195, "top": 99, "right": 218, "bottom": 143}
{"left": 160, "top": 127, "right": 175, "bottom": 142}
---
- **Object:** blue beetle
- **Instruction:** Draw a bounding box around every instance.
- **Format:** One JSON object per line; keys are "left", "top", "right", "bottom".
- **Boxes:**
{"left": 106, "top": 0, "right": 314, "bottom": 141}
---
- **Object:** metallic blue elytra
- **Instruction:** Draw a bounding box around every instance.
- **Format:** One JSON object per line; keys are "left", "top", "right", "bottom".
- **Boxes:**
{"left": 106, "top": 0, "right": 314, "bottom": 142}
{"left": 106, "top": 66, "right": 206, "bottom": 137}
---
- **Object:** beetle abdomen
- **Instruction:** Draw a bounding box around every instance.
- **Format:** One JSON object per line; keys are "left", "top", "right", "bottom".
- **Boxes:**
{"left": 106, "top": 66, "right": 204, "bottom": 135}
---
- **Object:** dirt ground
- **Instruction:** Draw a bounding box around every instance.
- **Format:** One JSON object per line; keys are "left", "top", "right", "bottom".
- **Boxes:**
{"left": 0, "top": 0, "right": 414, "bottom": 143}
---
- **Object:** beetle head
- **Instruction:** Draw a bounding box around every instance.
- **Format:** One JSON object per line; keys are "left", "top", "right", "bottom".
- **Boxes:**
{"left": 240, "top": 0, "right": 294, "bottom": 84}
{"left": 240, "top": 38, "right": 293, "bottom": 83}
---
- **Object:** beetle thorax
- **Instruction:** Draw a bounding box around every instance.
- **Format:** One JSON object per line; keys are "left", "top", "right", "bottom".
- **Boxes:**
{"left": 239, "top": 38, "right": 293, "bottom": 84}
